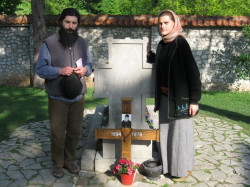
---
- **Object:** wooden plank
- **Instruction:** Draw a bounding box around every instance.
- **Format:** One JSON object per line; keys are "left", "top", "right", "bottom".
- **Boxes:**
{"left": 131, "top": 129, "right": 159, "bottom": 141}
{"left": 95, "top": 128, "right": 159, "bottom": 142}
{"left": 94, "top": 128, "right": 122, "bottom": 140}
{"left": 95, "top": 127, "right": 159, "bottom": 161}
{"left": 121, "top": 128, "right": 132, "bottom": 160}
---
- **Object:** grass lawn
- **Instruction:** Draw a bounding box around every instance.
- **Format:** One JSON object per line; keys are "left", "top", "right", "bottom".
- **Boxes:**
{"left": 147, "top": 91, "right": 250, "bottom": 136}
{"left": 198, "top": 91, "right": 250, "bottom": 136}
{"left": 0, "top": 86, "right": 107, "bottom": 142}
{"left": 0, "top": 86, "right": 249, "bottom": 142}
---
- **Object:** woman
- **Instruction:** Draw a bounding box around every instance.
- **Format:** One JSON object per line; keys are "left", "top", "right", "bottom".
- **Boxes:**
{"left": 147, "top": 10, "right": 201, "bottom": 181}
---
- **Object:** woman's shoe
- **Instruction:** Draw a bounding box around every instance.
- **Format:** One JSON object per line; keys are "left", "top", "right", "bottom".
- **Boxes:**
{"left": 171, "top": 171, "right": 192, "bottom": 182}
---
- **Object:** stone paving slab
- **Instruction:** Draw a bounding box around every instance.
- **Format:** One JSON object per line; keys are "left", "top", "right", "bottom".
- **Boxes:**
{"left": 0, "top": 106, "right": 249, "bottom": 187}
{"left": 0, "top": 109, "right": 95, "bottom": 187}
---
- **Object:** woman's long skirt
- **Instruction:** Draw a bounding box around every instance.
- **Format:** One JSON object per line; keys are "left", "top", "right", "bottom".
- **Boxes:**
{"left": 159, "top": 94, "right": 194, "bottom": 177}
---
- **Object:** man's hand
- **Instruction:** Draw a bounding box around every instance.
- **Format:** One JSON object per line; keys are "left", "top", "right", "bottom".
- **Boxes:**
{"left": 59, "top": 67, "right": 74, "bottom": 76}
{"left": 189, "top": 104, "right": 199, "bottom": 116}
{"left": 74, "top": 67, "right": 87, "bottom": 77}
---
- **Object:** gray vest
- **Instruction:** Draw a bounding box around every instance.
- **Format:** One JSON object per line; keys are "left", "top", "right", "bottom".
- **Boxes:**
{"left": 44, "top": 33, "right": 88, "bottom": 97}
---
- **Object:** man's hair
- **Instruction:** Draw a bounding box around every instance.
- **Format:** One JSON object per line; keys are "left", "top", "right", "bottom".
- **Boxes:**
{"left": 59, "top": 8, "right": 80, "bottom": 24}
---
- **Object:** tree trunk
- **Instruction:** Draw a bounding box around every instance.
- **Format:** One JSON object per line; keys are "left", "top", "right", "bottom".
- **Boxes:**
{"left": 31, "top": 0, "right": 46, "bottom": 88}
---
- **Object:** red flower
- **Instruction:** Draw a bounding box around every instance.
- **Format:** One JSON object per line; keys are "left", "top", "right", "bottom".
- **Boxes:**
{"left": 113, "top": 168, "right": 117, "bottom": 174}
{"left": 119, "top": 158, "right": 126, "bottom": 164}
{"left": 127, "top": 166, "right": 132, "bottom": 175}
{"left": 125, "top": 159, "right": 130, "bottom": 165}
{"left": 115, "top": 164, "right": 121, "bottom": 170}
{"left": 113, "top": 157, "right": 140, "bottom": 175}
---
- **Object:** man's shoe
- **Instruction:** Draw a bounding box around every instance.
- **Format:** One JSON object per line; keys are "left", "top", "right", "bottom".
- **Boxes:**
{"left": 63, "top": 163, "right": 80, "bottom": 174}
{"left": 53, "top": 167, "right": 64, "bottom": 178}
{"left": 171, "top": 170, "right": 192, "bottom": 182}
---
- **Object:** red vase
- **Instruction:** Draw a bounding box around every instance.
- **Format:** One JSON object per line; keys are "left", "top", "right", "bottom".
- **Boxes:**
{"left": 120, "top": 170, "right": 136, "bottom": 186}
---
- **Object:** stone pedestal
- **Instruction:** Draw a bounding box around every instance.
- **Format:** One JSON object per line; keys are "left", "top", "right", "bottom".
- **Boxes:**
{"left": 95, "top": 151, "right": 159, "bottom": 173}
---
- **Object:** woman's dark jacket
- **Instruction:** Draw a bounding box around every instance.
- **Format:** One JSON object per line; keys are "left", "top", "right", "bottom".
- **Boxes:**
{"left": 148, "top": 35, "right": 201, "bottom": 120}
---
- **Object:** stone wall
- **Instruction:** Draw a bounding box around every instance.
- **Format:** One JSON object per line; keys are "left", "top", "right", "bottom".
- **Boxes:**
{"left": 151, "top": 27, "right": 249, "bottom": 91}
{"left": 0, "top": 26, "right": 32, "bottom": 86}
{"left": 0, "top": 15, "right": 249, "bottom": 91}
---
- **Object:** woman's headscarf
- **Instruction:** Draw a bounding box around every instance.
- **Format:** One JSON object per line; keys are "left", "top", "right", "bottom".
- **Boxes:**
{"left": 158, "top": 10, "right": 184, "bottom": 43}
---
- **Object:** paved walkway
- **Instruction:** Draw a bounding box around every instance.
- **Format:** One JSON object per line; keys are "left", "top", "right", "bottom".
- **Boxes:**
{"left": 0, "top": 108, "right": 249, "bottom": 187}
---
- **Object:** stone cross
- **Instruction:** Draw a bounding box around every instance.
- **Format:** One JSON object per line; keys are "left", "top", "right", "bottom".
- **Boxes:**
{"left": 93, "top": 37, "right": 155, "bottom": 129}
{"left": 93, "top": 37, "right": 156, "bottom": 172}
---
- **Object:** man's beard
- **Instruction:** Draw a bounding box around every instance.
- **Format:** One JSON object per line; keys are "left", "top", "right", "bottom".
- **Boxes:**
{"left": 58, "top": 26, "right": 78, "bottom": 47}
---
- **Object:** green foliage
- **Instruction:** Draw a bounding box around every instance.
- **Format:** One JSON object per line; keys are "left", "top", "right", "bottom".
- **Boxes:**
{"left": 3, "top": 0, "right": 250, "bottom": 15}
{"left": 94, "top": 0, "right": 156, "bottom": 15}
{"left": 129, "top": 0, "right": 157, "bottom": 15}
{"left": 235, "top": 54, "right": 250, "bottom": 80}
{"left": 0, "top": 0, "right": 22, "bottom": 15}
{"left": 45, "top": 0, "right": 72, "bottom": 15}
{"left": 151, "top": 0, "right": 250, "bottom": 16}
{"left": 94, "top": 0, "right": 122, "bottom": 15}
{"left": 242, "top": 25, "right": 250, "bottom": 38}
{"left": 13, "top": 0, "right": 92, "bottom": 15}
{"left": 71, "top": 0, "right": 100, "bottom": 14}
{"left": 45, "top": 0, "right": 92, "bottom": 15}
{"left": 235, "top": 25, "right": 250, "bottom": 80}
{"left": 15, "top": 0, "right": 31, "bottom": 15}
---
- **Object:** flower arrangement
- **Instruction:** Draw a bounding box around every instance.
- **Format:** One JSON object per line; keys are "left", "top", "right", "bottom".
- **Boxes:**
{"left": 113, "top": 158, "right": 140, "bottom": 175}
{"left": 145, "top": 107, "right": 154, "bottom": 129}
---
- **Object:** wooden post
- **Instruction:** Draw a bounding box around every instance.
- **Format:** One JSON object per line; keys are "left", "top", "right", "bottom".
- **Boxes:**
{"left": 94, "top": 97, "right": 159, "bottom": 161}
{"left": 121, "top": 128, "right": 132, "bottom": 160}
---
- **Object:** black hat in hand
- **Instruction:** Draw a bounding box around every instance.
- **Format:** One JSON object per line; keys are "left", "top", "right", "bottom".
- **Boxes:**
{"left": 60, "top": 72, "right": 82, "bottom": 99}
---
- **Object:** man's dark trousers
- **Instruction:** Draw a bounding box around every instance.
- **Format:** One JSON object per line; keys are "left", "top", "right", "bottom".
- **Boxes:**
{"left": 48, "top": 97, "right": 84, "bottom": 167}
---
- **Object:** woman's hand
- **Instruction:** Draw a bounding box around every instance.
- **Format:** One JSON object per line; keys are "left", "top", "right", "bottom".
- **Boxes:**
{"left": 189, "top": 104, "right": 199, "bottom": 116}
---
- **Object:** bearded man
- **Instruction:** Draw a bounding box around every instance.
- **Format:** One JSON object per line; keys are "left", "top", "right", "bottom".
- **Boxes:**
{"left": 36, "top": 8, "right": 92, "bottom": 178}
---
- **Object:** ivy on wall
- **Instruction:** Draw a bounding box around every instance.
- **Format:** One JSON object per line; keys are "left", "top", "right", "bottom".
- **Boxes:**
{"left": 235, "top": 25, "right": 250, "bottom": 80}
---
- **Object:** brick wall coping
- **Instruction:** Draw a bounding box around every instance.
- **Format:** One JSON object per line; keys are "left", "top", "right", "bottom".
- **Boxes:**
{"left": 0, "top": 14, "right": 249, "bottom": 27}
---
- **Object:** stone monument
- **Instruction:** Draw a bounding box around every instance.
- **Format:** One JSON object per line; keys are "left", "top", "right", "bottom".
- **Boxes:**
{"left": 93, "top": 37, "right": 156, "bottom": 172}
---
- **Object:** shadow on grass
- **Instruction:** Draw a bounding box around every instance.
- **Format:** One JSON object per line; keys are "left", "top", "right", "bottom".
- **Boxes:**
{"left": 0, "top": 86, "right": 108, "bottom": 142}
{"left": 0, "top": 87, "right": 48, "bottom": 142}
{"left": 84, "top": 98, "right": 108, "bottom": 109}
{"left": 199, "top": 103, "right": 250, "bottom": 125}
